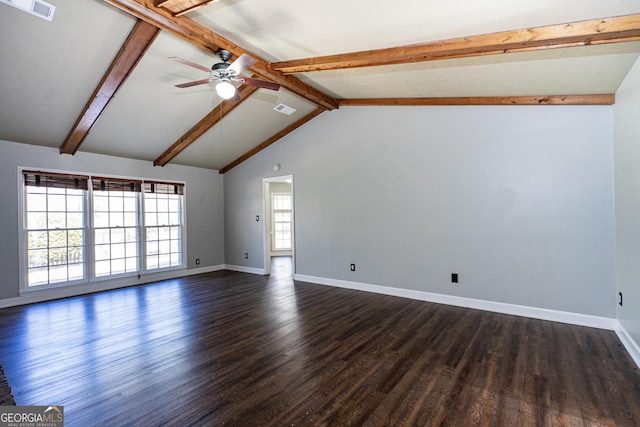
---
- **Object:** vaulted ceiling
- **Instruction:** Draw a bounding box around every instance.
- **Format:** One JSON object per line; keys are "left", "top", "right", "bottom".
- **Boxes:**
{"left": 1, "top": 0, "right": 639, "bottom": 171}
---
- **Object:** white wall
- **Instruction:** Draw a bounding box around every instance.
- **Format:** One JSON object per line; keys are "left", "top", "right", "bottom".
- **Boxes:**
{"left": 225, "top": 105, "right": 616, "bottom": 317}
{"left": 614, "top": 57, "right": 640, "bottom": 345}
{"left": 0, "top": 139, "right": 225, "bottom": 301}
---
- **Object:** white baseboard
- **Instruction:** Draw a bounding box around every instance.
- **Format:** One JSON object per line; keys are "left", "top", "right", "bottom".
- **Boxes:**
{"left": 293, "top": 274, "right": 617, "bottom": 331}
{"left": 224, "top": 264, "right": 266, "bottom": 275}
{"left": 0, "top": 264, "right": 225, "bottom": 308}
{"left": 615, "top": 322, "right": 640, "bottom": 369}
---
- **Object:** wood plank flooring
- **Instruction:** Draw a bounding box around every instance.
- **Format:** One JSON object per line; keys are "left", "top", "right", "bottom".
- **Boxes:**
{"left": 1, "top": 256, "right": 639, "bottom": 426}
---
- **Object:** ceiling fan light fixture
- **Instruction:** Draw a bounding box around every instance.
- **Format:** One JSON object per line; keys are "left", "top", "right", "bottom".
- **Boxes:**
{"left": 216, "top": 80, "right": 236, "bottom": 99}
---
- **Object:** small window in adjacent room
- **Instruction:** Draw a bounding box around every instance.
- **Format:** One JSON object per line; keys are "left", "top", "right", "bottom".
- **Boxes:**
{"left": 144, "top": 181, "right": 184, "bottom": 270}
{"left": 23, "top": 171, "right": 89, "bottom": 287}
{"left": 272, "top": 193, "right": 292, "bottom": 251}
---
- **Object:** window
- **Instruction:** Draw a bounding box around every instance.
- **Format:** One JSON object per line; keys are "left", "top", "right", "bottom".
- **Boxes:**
{"left": 92, "top": 177, "right": 141, "bottom": 277}
{"left": 144, "top": 182, "right": 184, "bottom": 270}
{"left": 272, "top": 193, "right": 292, "bottom": 250}
{"left": 21, "top": 170, "right": 185, "bottom": 290}
{"left": 24, "top": 171, "right": 88, "bottom": 287}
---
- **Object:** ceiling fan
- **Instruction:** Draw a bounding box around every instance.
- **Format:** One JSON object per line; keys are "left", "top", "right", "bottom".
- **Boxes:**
{"left": 170, "top": 49, "right": 280, "bottom": 101}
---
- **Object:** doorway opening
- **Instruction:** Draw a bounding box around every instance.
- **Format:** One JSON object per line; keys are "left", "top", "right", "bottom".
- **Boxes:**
{"left": 263, "top": 175, "right": 294, "bottom": 276}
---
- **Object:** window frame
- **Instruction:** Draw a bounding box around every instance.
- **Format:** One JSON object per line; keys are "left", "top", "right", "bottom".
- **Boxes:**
{"left": 142, "top": 181, "right": 185, "bottom": 272}
{"left": 18, "top": 167, "right": 187, "bottom": 293}
{"left": 20, "top": 170, "right": 90, "bottom": 291}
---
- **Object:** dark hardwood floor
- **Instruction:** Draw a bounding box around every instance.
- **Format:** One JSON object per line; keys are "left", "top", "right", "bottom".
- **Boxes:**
{"left": 1, "top": 256, "right": 639, "bottom": 426}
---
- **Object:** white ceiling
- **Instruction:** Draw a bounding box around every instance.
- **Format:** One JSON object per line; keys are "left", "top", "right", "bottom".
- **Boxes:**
{"left": 1, "top": 0, "right": 639, "bottom": 170}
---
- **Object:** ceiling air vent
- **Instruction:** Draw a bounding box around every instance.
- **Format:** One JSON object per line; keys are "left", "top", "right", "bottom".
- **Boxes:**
{"left": 1, "top": 0, "right": 56, "bottom": 21}
{"left": 274, "top": 104, "right": 296, "bottom": 116}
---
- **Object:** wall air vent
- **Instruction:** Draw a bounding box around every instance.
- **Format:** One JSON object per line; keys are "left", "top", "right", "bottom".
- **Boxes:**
{"left": 274, "top": 104, "right": 296, "bottom": 116}
{"left": 0, "top": 0, "right": 56, "bottom": 21}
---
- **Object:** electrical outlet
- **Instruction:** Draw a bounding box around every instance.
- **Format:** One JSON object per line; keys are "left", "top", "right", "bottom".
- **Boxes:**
{"left": 619, "top": 292, "right": 623, "bottom": 306}
{"left": 195, "top": 258, "right": 200, "bottom": 265}
{"left": 350, "top": 264, "right": 356, "bottom": 272}
{"left": 451, "top": 273, "right": 458, "bottom": 283}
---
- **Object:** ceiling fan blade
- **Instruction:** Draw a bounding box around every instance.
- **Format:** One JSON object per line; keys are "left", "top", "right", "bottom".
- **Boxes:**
{"left": 175, "top": 78, "right": 213, "bottom": 88}
{"left": 169, "top": 56, "right": 211, "bottom": 73}
{"left": 228, "top": 53, "right": 258, "bottom": 75}
{"left": 242, "top": 77, "right": 280, "bottom": 91}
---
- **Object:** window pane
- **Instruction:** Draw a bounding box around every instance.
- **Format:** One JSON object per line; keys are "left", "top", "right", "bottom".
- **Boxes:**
{"left": 28, "top": 231, "right": 48, "bottom": 250}
{"left": 124, "top": 196, "right": 137, "bottom": 212}
{"left": 67, "top": 212, "right": 83, "bottom": 228}
{"left": 111, "top": 243, "right": 125, "bottom": 259}
{"left": 109, "top": 212, "right": 124, "bottom": 227}
{"left": 159, "top": 227, "right": 170, "bottom": 240}
{"left": 147, "top": 241, "right": 158, "bottom": 255}
{"left": 111, "top": 228, "right": 125, "bottom": 243}
{"left": 28, "top": 249, "right": 48, "bottom": 268}
{"left": 145, "top": 212, "right": 157, "bottom": 226}
{"left": 125, "top": 257, "right": 137, "bottom": 272}
{"left": 170, "top": 227, "right": 180, "bottom": 239}
{"left": 27, "top": 212, "right": 47, "bottom": 230}
{"left": 67, "top": 195, "right": 84, "bottom": 212}
{"left": 93, "top": 195, "right": 109, "bottom": 212}
{"left": 48, "top": 212, "right": 66, "bottom": 229}
{"left": 109, "top": 195, "right": 124, "bottom": 212}
{"left": 49, "top": 264, "right": 68, "bottom": 283}
{"left": 68, "top": 230, "right": 83, "bottom": 246}
{"left": 147, "top": 256, "right": 158, "bottom": 270}
{"left": 144, "top": 197, "right": 156, "bottom": 212}
{"left": 158, "top": 254, "right": 171, "bottom": 268}
{"left": 157, "top": 198, "right": 169, "bottom": 213}
{"left": 28, "top": 267, "right": 48, "bottom": 286}
{"left": 95, "top": 244, "right": 110, "bottom": 261}
{"left": 146, "top": 227, "right": 158, "bottom": 242}
{"left": 68, "top": 246, "right": 83, "bottom": 265}
{"left": 94, "top": 212, "right": 109, "bottom": 228}
{"left": 124, "top": 212, "right": 137, "bottom": 227}
{"left": 95, "top": 260, "right": 111, "bottom": 277}
{"left": 157, "top": 212, "right": 169, "bottom": 226}
{"left": 158, "top": 240, "right": 170, "bottom": 254}
{"left": 27, "top": 193, "right": 46, "bottom": 211}
{"left": 48, "top": 194, "right": 66, "bottom": 211}
{"left": 68, "top": 264, "right": 84, "bottom": 281}
{"left": 48, "top": 230, "right": 67, "bottom": 248}
{"left": 169, "top": 212, "right": 180, "bottom": 225}
{"left": 171, "top": 253, "right": 181, "bottom": 266}
{"left": 125, "top": 242, "right": 138, "bottom": 258}
{"left": 169, "top": 198, "right": 181, "bottom": 213}
{"left": 111, "top": 258, "right": 126, "bottom": 275}
{"left": 95, "top": 228, "right": 109, "bottom": 244}
{"left": 125, "top": 228, "right": 137, "bottom": 242}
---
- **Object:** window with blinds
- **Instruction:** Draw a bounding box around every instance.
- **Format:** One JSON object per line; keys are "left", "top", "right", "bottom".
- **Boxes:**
{"left": 92, "top": 177, "right": 142, "bottom": 277}
{"left": 23, "top": 171, "right": 89, "bottom": 286}
{"left": 143, "top": 182, "right": 184, "bottom": 270}
{"left": 21, "top": 170, "right": 185, "bottom": 290}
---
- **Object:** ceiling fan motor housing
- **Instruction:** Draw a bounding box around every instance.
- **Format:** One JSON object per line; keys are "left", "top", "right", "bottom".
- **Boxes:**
{"left": 216, "top": 49, "right": 233, "bottom": 63}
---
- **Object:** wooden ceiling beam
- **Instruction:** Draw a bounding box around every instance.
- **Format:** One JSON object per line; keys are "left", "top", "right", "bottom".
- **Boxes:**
{"left": 340, "top": 95, "right": 615, "bottom": 106}
{"left": 60, "top": 20, "right": 159, "bottom": 155}
{"left": 219, "top": 106, "right": 325, "bottom": 174}
{"left": 154, "top": 85, "right": 259, "bottom": 167}
{"left": 102, "top": 0, "right": 339, "bottom": 110}
{"left": 273, "top": 14, "right": 640, "bottom": 73}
